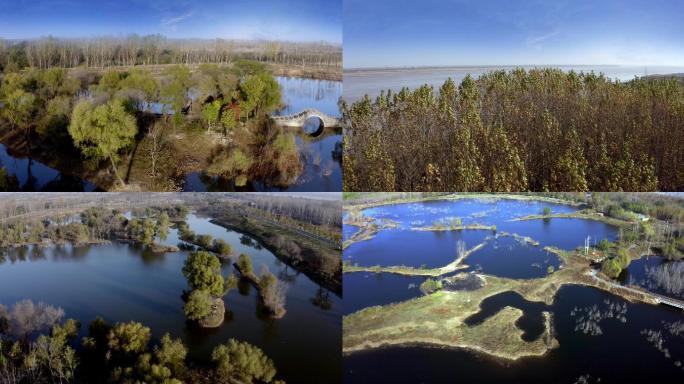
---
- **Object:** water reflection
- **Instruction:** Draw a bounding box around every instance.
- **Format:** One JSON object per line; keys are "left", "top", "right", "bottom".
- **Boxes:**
{"left": 0, "top": 143, "right": 97, "bottom": 191}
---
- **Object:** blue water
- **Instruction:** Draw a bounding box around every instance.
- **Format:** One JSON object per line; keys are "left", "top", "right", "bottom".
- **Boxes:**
{"left": 343, "top": 272, "right": 425, "bottom": 315}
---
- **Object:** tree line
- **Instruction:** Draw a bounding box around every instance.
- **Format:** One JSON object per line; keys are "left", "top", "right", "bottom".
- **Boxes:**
{"left": 0, "top": 35, "right": 341, "bottom": 72}
{"left": 343, "top": 69, "right": 684, "bottom": 191}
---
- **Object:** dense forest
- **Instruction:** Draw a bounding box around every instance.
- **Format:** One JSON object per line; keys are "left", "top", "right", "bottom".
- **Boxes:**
{"left": 342, "top": 69, "right": 684, "bottom": 192}
{"left": 0, "top": 36, "right": 341, "bottom": 71}
{"left": 0, "top": 60, "right": 302, "bottom": 191}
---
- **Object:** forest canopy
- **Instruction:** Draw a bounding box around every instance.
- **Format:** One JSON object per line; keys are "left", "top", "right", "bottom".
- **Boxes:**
{"left": 342, "top": 69, "right": 684, "bottom": 192}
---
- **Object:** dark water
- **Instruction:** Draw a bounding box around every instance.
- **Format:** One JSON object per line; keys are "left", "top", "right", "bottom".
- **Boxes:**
{"left": 0, "top": 213, "right": 341, "bottom": 384}
{"left": 344, "top": 65, "right": 684, "bottom": 102}
{"left": 0, "top": 143, "right": 97, "bottom": 191}
{"left": 183, "top": 77, "right": 342, "bottom": 192}
{"left": 344, "top": 229, "right": 491, "bottom": 268}
{"left": 343, "top": 272, "right": 425, "bottom": 315}
{"left": 620, "top": 256, "right": 684, "bottom": 300}
{"left": 357, "top": 199, "right": 618, "bottom": 250}
{"left": 464, "top": 291, "right": 548, "bottom": 341}
{"left": 464, "top": 236, "right": 561, "bottom": 279}
{"left": 345, "top": 285, "right": 684, "bottom": 383}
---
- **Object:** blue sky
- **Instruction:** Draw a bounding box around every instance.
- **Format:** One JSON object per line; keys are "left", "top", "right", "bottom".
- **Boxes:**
{"left": 0, "top": 0, "right": 341, "bottom": 43}
{"left": 344, "top": 0, "right": 684, "bottom": 68}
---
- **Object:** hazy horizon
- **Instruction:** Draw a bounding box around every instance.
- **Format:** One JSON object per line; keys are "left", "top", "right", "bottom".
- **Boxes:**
{"left": 0, "top": 0, "right": 341, "bottom": 44}
{"left": 344, "top": 0, "right": 684, "bottom": 68}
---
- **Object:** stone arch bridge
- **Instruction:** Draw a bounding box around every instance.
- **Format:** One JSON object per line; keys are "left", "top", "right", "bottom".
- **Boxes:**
{"left": 271, "top": 108, "right": 340, "bottom": 129}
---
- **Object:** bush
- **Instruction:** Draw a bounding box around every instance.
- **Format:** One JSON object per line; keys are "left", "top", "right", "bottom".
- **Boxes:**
{"left": 237, "top": 253, "right": 253, "bottom": 275}
{"left": 597, "top": 239, "right": 611, "bottom": 252}
{"left": 184, "top": 289, "right": 213, "bottom": 321}
{"left": 419, "top": 278, "right": 442, "bottom": 295}
{"left": 211, "top": 339, "right": 277, "bottom": 383}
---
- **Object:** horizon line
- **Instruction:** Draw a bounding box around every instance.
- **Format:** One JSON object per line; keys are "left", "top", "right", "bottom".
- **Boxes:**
{"left": 0, "top": 35, "right": 341, "bottom": 46}
{"left": 344, "top": 64, "right": 684, "bottom": 71}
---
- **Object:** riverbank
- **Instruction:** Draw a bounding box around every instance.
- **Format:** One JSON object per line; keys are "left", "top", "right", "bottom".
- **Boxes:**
{"left": 209, "top": 213, "right": 342, "bottom": 295}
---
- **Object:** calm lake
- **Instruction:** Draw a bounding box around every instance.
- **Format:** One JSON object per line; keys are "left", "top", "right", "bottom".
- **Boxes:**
{"left": 184, "top": 76, "right": 342, "bottom": 192}
{"left": 0, "top": 213, "right": 341, "bottom": 384}
{"left": 343, "top": 198, "right": 683, "bottom": 383}
{"left": 343, "top": 65, "right": 684, "bottom": 101}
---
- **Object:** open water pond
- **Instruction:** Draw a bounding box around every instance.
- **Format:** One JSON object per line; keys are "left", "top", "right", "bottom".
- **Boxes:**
{"left": 463, "top": 236, "right": 562, "bottom": 279}
{"left": 0, "top": 213, "right": 341, "bottom": 383}
{"left": 345, "top": 284, "right": 684, "bottom": 383}
{"left": 620, "top": 256, "right": 684, "bottom": 300}
{"left": 344, "top": 229, "right": 491, "bottom": 268}
{"left": 343, "top": 272, "right": 425, "bottom": 315}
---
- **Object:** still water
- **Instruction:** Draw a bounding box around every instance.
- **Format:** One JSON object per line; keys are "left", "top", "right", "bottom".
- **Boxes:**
{"left": 0, "top": 213, "right": 341, "bottom": 383}
{"left": 0, "top": 143, "right": 98, "bottom": 191}
{"left": 344, "top": 65, "right": 684, "bottom": 101}
{"left": 345, "top": 285, "right": 684, "bottom": 383}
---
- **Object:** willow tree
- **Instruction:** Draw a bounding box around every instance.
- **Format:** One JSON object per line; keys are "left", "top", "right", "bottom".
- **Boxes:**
{"left": 68, "top": 99, "right": 137, "bottom": 185}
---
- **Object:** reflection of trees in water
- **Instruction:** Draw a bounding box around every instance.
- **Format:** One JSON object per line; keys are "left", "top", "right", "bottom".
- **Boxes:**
{"left": 237, "top": 279, "right": 252, "bottom": 296}
{"left": 641, "top": 320, "right": 684, "bottom": 370}
{"left": 570, "top": 299, "right": 627, "bottom": 336}
{"left": 277, "top": 264, "right": 299, "bottom": 284}
{"left": 310, "top": 286, "right": 333, "bottom": 310}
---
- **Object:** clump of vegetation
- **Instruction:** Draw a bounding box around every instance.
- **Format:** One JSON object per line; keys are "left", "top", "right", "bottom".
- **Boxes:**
{"left": 181, "top": 251, "right": 237, "bottom": 326}
{"left": 419, "top": 278, "right": 443, "bottom": 295}
{"left": 601, "top": 248, "right": 632, "bottom": 278}
{"left": 6, "top": 302, "right": 287, "bottom": 384}
{"left": 343, "top": 69, "right": 684, "bottom": 191}
{"left": 258, "top": 266, "right": 288, "bottom": 318}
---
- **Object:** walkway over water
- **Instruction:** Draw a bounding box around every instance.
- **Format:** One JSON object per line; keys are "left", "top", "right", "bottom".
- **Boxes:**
{"left": 271, "top": 108, "right": 340, "bottom": 128}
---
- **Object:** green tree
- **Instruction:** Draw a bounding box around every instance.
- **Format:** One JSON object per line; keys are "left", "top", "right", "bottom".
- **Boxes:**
{"left": 2, "top": 88, "right": 35, "bottom": 133}
{"left": 184, "top": 289, "right": 213, "bottom": 320}
{"left": 237, "top": 253, "right": 253, "bottom": 275}
{"left": 182, "top": 251, "right": 226, "bottom": 297}
{"left": 202, "top": 100, "right": 222, "bottom": 131}
{"left": 68, "top": 99, "right": 137, "bottom": 185}
{"left": 107, "top": 321, "right": 151, "bottom": 355}
{"left": 160, "top": 65, "right": 191, "bottom": 127}
{"left": 211, "top": 339, "right": 277, "bottom": 383}
{"left": 213, "top": 238, "right": 232, "bottom": 257}
{"left": 156, "top": 212, "right": 170, "bottom": 241}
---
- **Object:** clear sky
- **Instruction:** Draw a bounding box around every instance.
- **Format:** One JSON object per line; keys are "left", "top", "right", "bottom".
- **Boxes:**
{"left": 0, "top": 0, "right": 341, "bottom": 43}
{"left": 344, "top": 0, "right": 684, "bottom": 68}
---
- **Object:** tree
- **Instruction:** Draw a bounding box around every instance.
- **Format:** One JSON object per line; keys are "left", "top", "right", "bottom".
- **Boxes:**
{"left": 597, "top": 239, "right": 611, "bottom": 251}
{"left": 68, "top": 99, "right": 137, "bottom": 185}
{"left": 2, "top": 88, "right": 35, "bottom": 134}
{"left": 156, "top": 212, "right": 170, "bottom": 241}
{"left": 601, "top": 258, "right": 622, "bottom": 279}
{"left": 153, "top": 333, "right": 187, "bottom": 376}
{"left": 213, "top": 238, "right": 232, "bottom": 257}
{"left": 184, "top": 289, "right": 213, "bottom": 320}
{"left": 201, "top": 100, "right": 222, "bottom": 131}
{"left": 237, "top": 253, "right": 253, "bottom": 275}
{"left": 211, "top": 339, "right": 277, "bottom": 383}
{"left": 182, "top": 251, "right": 226, "bottom": 297}
{"left": 107, "top": 321, "right": 151, "bottom": 355}
{"left": 161, "top": 65, "right": 191, "bottom": 127}
{"left": 220, "top": 107, "right": 238, "bottom": 135}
